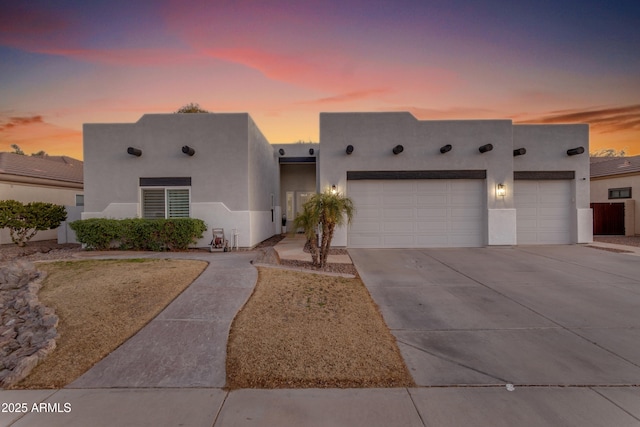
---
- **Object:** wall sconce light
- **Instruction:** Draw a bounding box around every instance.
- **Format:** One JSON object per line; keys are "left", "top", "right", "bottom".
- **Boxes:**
{"left": 392, "top": 145, "right": 404, "bottom": 155}
{"left": 567, "top": 147, "right": 585, "bottom": 156}
{"left": 440, "top": 144, "right": 452, "bottom": 154}
{"left": 479, "top": 144, "right": 493, "bottom": 154}
{"left": 346, "top": 145, "right": 354, "bottom": 155}
{"left": 127, "top": 147, "right": 142, "bottom": 157}
{"left": 513, "top": 148, "right": 526, "bottom": 156}
{"left": 496, "top": 183, "right": 506, "bottom": 197}
{"left": 309, "top": 148, "right": 315, "bottom": 155}
{"left": 182, "top": 145, "right": 195, "bottom": 156}
{"left": 278, "top": 148, "right": 285, "bottom": 156}
{"left": 331, "top": 185, "right": 338, "bottom": 194}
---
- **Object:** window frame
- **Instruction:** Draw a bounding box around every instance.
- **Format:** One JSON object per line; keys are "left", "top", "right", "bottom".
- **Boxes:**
{"left": 608, "top": 187, "right": 632, "bottom": 200}
{"left": 140, "top": 186, "right": 191, "bottom": 219}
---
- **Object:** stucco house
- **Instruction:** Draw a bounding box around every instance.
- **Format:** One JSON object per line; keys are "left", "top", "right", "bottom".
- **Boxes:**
{"left": 82, "top": 112, "right": 592, "bottom": 248}
{"left": 0, "top": 152, "right": 84, "bottom": 244}
{"left": 590, "top": 155, "right": 640, "bottom": 236}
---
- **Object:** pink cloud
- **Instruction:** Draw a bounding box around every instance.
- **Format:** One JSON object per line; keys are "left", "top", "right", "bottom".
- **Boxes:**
{"left": 203, "top": 47, "right": 457, "bottom": 100}
{"left": 31, "top": 47, "right": 198, "bottom": 67}
{"left": 301, "top": 89, "right": 390, "bottom": 105}
{"left": 0, "top": 4, "right": 74, "bottom": 51}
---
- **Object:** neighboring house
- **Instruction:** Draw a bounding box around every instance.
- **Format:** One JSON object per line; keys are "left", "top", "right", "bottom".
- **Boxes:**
{"left": 83, "top": 112, "right": 591, "bottom": 248}
{"left": 590, "top": 155, "right": 640, "bottom": 236}
{"left": 0, "top": 152, "right": 84, "bottom": 244}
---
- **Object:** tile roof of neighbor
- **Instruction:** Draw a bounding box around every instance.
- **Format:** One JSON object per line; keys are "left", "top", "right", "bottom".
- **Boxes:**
{"left": 0, "top": 152, "right": 83, "bottom": 184}
{"left": 590, "top": 155, "right": 640, "bottom": 178}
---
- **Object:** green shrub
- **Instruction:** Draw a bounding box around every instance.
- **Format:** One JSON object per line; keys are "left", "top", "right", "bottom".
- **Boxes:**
{"left": 0, "top": 200, "right": 67, "bottom": 246}
{"left": 70, "top": 218, "right": 207, "bottom": 251}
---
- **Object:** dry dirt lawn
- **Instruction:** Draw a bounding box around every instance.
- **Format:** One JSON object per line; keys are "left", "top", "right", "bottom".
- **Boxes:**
{"left": 226, "top": 267, "right": 414, "bottom": 389}
{"left": 12, "top": 259, "right": 207, "bottom": 389}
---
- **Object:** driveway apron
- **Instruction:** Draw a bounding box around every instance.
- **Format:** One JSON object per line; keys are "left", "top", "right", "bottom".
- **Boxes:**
{"left": 349, "top": 246, "right": 640, "bottom": 387}
{"left": 68, "top": 252, "right": 257, "bottom": 388}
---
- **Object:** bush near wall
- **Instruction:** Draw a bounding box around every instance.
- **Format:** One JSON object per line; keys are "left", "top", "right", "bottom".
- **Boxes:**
{"left": 0, "top": 200, "right": 67, "bottom": 247}
{"left": 70, "top": 218, "right": 207, "bottom": 251}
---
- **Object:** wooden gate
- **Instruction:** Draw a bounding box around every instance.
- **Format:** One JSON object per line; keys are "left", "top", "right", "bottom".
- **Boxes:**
{"left": 591, "top": 203, "right": 625, "bottom": 235}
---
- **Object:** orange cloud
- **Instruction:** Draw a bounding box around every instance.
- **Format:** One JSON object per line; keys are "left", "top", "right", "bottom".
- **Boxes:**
{"left": 0, "top": 115, "right": 44, "bottom": 131}
{"left": 0, "top": 116, "right": 82, "bottom": 159}
{"left": 517, "top": 105, "right": 640, "bottom": 134}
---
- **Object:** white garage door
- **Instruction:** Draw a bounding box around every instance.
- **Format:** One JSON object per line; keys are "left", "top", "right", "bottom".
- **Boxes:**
{"left": 347, "top": 179, "right": 485, "bottom": 248}
{"left": 515, "top": 180, "right": 572, "bottom": 244}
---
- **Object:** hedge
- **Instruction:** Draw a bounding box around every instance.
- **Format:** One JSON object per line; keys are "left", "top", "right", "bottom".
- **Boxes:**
{"left": 70, "top": 218, "right": 207, "bottom": 251}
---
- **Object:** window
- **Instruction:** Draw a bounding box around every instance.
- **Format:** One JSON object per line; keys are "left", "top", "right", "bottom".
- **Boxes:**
{"left": 75, "top": 194, "right": 84, "bottom": 207}
{"left": 142, "top": 188, "right": 190, "bottom": 218}
{"left": 608, "top": 187, "right": 631, "bottom": 200}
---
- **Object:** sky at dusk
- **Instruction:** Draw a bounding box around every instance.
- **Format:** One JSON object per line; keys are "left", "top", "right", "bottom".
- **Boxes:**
{"left": 0, "top": 0, "right": 639, "bottom": 160}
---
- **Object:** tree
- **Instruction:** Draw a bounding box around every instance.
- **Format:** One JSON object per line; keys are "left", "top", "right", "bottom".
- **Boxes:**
{"left": 590, "top": 148, "right": 626, "bottom": 157}
{"left": 295, "top": 190, "right": 355, "bottom": 268}
{"left": 175, "top": 103, "right": 210, "bottom": 113}
{"left": 8, "top": 145, "right": 48, "bottom": 157}
{"left": 293, "top": 207, "right": 320, "bottom": 266}
{"left": 0, "top": 200, "right": 67, "bottom": 246}
{"left": 10, "top": 144, "right": 25, "bottom": 155}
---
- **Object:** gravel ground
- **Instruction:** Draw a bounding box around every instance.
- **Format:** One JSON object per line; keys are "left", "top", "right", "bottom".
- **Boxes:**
{"left": 593, "top": 235, "right": 640, "bottom": 247}
{"left": 0, "top": 241, "right": 82, "bottom": 263}
{"left": 0, "top": 236, "right": 358, "bottom": 276}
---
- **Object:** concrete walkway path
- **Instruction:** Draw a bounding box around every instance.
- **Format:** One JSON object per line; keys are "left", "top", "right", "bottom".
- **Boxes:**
{"left": 3, "top": 243, "right": 640, "bottom": 426}
{"left": 69, "top": 251, "right": 257, "bottom": 388}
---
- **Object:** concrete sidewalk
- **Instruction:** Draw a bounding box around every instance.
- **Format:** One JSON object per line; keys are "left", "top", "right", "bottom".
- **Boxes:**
{"left": 274, "top": 234, "right": 353, "bottom": 264}
{"left": 3, "top": 244, "right": 640, "bottom": 426}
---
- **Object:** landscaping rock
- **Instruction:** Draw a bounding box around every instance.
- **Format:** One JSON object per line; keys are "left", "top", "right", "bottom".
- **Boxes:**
{"left": 253, "top": 247, "right": 281, "bottom": 265}
{"left": 0, "top": 261, "right": 58, "bottom": 388}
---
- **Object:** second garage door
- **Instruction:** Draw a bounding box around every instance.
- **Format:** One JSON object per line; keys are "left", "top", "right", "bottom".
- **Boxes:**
{"left": 515, "top": 180, "right": 572, "bottom": 244}
{"left": 347, "top": 179, "right": 485, "bottom": 248}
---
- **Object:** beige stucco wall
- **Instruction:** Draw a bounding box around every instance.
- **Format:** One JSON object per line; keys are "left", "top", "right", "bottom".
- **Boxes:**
{"left": 319, "top": 113, "right": 590, "bottom": 247}
{"left": 513, "top": 124, "right": 592, "bottom": 243}
{"left": 320, "top": 113, "right": 514, "bottom": 246}
{"left": 82, "top": 113, "right": 277, "bottom": 247}
{"left": 591, "top": 174, "right": 640, "bottom": 235}
{"left": 0, "top": 181, "right": 82, "bottom": 244}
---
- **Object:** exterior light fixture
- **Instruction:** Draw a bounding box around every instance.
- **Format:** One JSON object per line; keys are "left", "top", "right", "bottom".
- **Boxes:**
{"left": 331, "top": 185, "right": 338, "bottom": 194}
{"left": 346, "top": 145, "right": 354, "bottom": 155}
{"left": 309, "top": 148, "right": 315, "bottom": 155}
{"left": 392, "top": 145, "right": 404, "bottom": 155}
{"left": 479, "top": 144, "right": 493, "bottom": 154}
{"left": 440, "top": 144, "right": 452, "bottom": 154}
{"left": 496, "top": 183, "right": 506, "bottom": 197}
{"left": 279, "top": 148, "right": 285, "bottom": 156}
{"left": 182, "top": 145, "right": 195, "bottom": 156}
{"left": 513, "top": 148, "right": 526, "bottom": 156}
{"left": 127, "top": 147, "right": 142, "bottom": 157}
{"left": 567, "top": 147, "right": 585, "bottom": 156}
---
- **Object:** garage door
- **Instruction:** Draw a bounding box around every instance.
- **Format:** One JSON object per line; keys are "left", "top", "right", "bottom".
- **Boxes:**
{"left": 515, "top": 180, "right": 572, "bottom": 244}
{"left": 347, "top": 179, "right": 485, "bottom": 248}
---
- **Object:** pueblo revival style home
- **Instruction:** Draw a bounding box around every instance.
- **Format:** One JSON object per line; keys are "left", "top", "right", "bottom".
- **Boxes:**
{"left": 82, "top": 112, "right": 592, "bottom": 248}
{"left": 590, "top": 155, "right": 640, "bottom": 236}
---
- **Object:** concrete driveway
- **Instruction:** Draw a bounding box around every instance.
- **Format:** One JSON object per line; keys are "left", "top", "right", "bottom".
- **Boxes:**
{"left": 350, "top": 245, "right": 640, "bottom": 387}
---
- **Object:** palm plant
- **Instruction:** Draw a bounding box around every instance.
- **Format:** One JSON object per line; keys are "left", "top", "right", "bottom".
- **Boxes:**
{"left": 293, "top": 206, "right": 320, "bottom": 266}
{"left": 294, "top": 190, "right": 355, "bottom": 268}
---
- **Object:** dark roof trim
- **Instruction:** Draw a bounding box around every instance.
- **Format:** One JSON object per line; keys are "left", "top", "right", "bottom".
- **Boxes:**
{"left": 347, "top": 170, "right": 487, "bottom": 180}
{"left": 278, "top": 156, "right": 316, "bottom": 164}
{"left": 514, "top": 171, "right": 575, "bottom": 180}
{"left": 140, "top": 177, "right": 192, "bottom": 186}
